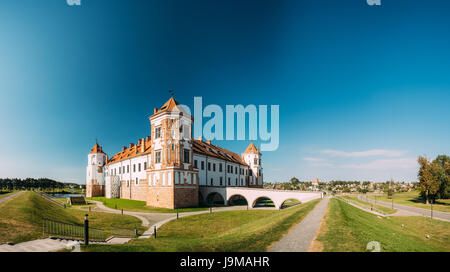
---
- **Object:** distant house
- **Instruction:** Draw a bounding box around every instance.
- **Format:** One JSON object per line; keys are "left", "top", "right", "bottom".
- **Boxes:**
{"left": 312, "top": 178, "right": 319, "bottom": 187}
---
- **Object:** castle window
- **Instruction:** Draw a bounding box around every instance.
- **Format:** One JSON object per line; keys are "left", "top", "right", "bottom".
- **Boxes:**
{"left": 183, "top": 149, "right": 190, "bottom": 163}
{"left": 138, "top": 163, "right": 141, "bottom": 172}
{"left": 135, "top": 178, "right": 138, "bottom": 185}
{"left": 220, "top": 177, "right": 223, "bottom": 186}
{"left": 210, "top": 178, "right": 213, "bottom": 186}
{"left": 213, "top": 163, "right": 216, "bottom": 172}
{"left": 127, "top": 180, "right": 130, "bottom": 187}
{"left": 254, "top": 158, "right": 258, "bottom": 165}
{"left": 127, "top": 165, "right": 129, "bottom": 173}
{"left": 219, "top": 163, "right": 222, "bottom": 172}
{"left": 144, "top": 162, "right": 147, "bottom": 170}
{"left": 194, "top": 160, "right": 198, "bottom": 168}
{"left": 235, "top": 166, "right": 237, "bottom": 174}
{"left": 201, "top": 161, "right": 204, "bottom": 170}
{"left": 155, "top": 151, "right": 161, "bottom": 163}
{"left": 123, "top": 166, "right": 125, "bottom": 173}
{"left": 155, "top": 127, "right": 161, "bottom": 139}
{"left": 236, "top": 178, "right": 238, "bottom": 185}
{"left": 133, "top": 164, "right": 136, "bottom": 172}
{"left": 228, "top": 177, "right": 230, "bottom": 186}
{"left": 208, "top": 162, "right": 211, "bottom": 171}
{"left": 119, "top": 167, "right": 121, "bottom": 174}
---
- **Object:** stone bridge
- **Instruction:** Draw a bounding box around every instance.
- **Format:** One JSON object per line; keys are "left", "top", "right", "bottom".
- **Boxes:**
{"left": 199, "top": 186, "right": 323, "bottom": 209}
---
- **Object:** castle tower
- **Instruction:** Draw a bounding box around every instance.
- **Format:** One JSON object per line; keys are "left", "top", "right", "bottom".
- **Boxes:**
{"left": 86, "top": 141, "right": 107, "bottom": 197}
{"left": 242, "top": 142, "right": 263, "bottom": 188}
{"left": 146, "top": 97, "right": 199, "bottom": 209}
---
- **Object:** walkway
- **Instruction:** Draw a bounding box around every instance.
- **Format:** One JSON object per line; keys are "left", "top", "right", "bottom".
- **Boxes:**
{"left": 360, "top": 195, "right": 450, "bottom": 222}
{"left": 88, "top": 200, "right": 246, "bottom": 238}
{"left": 268, "top": 197, "right": 330, "bottom": 252}
{"left": 0, "top": 238, "right": 75, "bottom": 252}
{"left": 0, "top": 191, "right": 24, "bottom": 205}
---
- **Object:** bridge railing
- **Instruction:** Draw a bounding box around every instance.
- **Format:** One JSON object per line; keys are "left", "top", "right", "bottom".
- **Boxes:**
{"left": 335, "top": 196, "right": 387, "bottom": 215}
{"left": 34, "top": 191, "right": 66, "bottom": 208}
{"left": 42, "top": 218, "right": 138, "bottom": 242}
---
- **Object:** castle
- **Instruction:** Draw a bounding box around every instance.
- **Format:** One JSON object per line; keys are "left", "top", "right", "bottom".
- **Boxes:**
{"left": 86, "top": 97, "right": 263, "bottom": 209}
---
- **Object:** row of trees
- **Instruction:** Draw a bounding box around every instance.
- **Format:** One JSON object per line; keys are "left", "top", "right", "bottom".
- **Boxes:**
{"left": 0, "top": 178, "right": 67, "bottom": 191}
{"left": 264, "top": 178, "right": 416, "bottom": 194}
{"left": 418, "top": 155, "right": 450, "bottom": 203}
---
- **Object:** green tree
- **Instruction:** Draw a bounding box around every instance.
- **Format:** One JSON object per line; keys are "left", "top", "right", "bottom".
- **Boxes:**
{"left": 433, "top": 155, "right": 450, "bottom": 199}
{"left": 417, "top": 156, "right": 440, "bottom": 204}
{"left": 290, "top": 177, "right": 300, "bottom": 187}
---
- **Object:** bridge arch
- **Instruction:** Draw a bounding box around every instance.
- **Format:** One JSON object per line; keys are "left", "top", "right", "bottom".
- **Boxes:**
{"left": 252, "top": 196, "right": 277, "bottom": 208}
{"left": 227, "top": 194, "right": 248, "bottom": 206}
{"left": 280, "top": 198, "right": 302, "bottom": 209}
{"left": 206, "top": 191, "right": 226, "bottom": 206}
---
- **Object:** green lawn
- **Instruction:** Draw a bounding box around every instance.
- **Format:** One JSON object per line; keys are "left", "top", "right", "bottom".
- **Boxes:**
{"left": 281, "top": 199, "right": 301, "bottom": 209}
{"left": 84, "top": 198, "right": 321, "bottom": 252}
{"left": 88, "top": 197, "right": 209, "bottom": 213}
{"left": 342, "top": 195, "right": 397, "bottom": 215}
{"left": 314, "top": 198, "right": 450, "bottom": 252}
{"left": 0, "top": 192, "right": 145, "bottom": 244}
{"left": 367, "top": 191, "right": 450, "bottom": 212}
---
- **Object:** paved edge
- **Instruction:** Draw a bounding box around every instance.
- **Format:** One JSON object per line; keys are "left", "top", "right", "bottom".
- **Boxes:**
{"left": 268, "top": 197, "right": 329, "bottom": 252}
{"left": 361, "top": 195, "right": 450, "bottom": 222}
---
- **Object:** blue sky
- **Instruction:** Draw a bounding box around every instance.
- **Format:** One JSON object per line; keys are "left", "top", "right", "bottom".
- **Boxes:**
{"left": 0, "top": 0, "right": 449, "bottom": 184}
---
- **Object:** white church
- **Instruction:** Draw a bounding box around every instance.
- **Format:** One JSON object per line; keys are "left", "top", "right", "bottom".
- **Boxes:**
{"left": 86, "top": 97, "right": 263, "bottom": 209}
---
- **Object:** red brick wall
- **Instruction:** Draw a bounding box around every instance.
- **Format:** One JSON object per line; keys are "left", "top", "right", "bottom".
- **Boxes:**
{"left": 86, "top": 183, "right": 104, "bottom": 197}
{"left": 174, "top": 187, "right": 198, "bottom": 208}
{"left": 120, "top": 180, "right": 147, "bottom": 202}
{"left": 131, "top": 179, "right": 148, "bottom": 201}
{"left": 147, "top": 187, "right": 174, "bottom": 209}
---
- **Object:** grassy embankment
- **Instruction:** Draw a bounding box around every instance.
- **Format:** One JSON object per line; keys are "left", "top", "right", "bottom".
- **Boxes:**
{"left": 313, "top": 198, "right": 450, "bottom": 252}
{"left": 341, "top": 195, "right": 397, "bottom": 215}
{"left": 88, "top": 197, "right": 209, "bottom": 213}
{"left": 84, "top": 198, "right": 322, "bottom": 252}
{"left": 367, "top": 191, "right": 450, "bottom": 212}
{"left": 0, "top": 192, "right": 145, "bottom": 244}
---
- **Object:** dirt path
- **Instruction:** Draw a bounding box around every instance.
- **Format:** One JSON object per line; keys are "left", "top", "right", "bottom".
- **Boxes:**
{"left": 0, "top": 191, "right": 24, "bottom": 206}
{"left": 268, "top": 197, "right": 329, "bottom": 252}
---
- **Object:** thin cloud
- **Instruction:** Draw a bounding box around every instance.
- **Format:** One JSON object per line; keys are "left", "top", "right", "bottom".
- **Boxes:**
{"left": 303, "top": 157, "right": 325, "bottom": 162}
{"left": 340, "top": 158, "right": 417, "bottom": 170}
{"left": 310, "top": 162, "right": 335, "bottom": 167}
{"left": 322, "top": 149, "right": 407, "bottom": 158}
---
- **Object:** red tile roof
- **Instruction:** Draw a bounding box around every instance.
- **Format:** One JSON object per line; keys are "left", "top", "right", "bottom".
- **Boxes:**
{"left": 192, "top": 139, "right": 248, "bottom": 166}
{"left": 106, "top": 138, "right": 248, "bottom": 166}
{"left": 106, "top": 138, "right": 151, "bottom": 165}
{"left": 242, "top": 142, "right": 260, "bottom": 154}
{"left": 89, "top": 143, "right": 105, "bottom": 154}
{"left": 153, "top": 97, "right": 180, "bottom": 115}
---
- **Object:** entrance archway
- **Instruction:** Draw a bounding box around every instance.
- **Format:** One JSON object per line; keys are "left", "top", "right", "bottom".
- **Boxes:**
{"left": 206, "top": 192, "right": 225, "bottom": 206}
{"left": 228, "top": 194, "right": 248, "bottom": 206}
